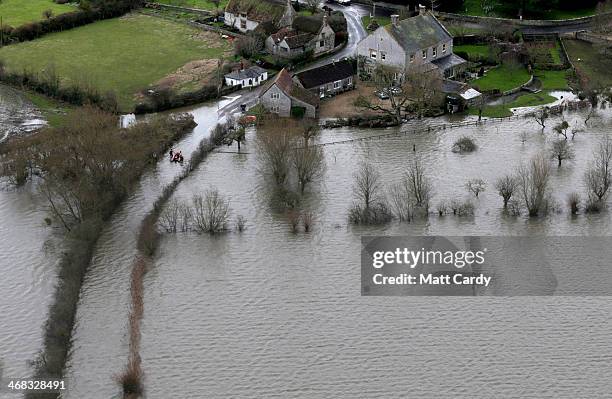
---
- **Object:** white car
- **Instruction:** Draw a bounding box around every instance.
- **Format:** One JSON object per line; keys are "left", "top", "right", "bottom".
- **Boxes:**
{"left": 337, "top": 0, "right": 351, "bottom": 5}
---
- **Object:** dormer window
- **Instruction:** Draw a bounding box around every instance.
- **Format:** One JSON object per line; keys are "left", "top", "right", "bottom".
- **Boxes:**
{"left": 432, "top": 47, "right": 437, "bottom": 57}
{"left": 422, "top": 50, "right": 427, "bottom": 59}
{"left": 442, "top": 43, "right": 447, "bottom": 53}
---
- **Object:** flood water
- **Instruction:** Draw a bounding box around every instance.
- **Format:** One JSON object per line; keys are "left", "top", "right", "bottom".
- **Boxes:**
{"left": 2, "top": 88, "right": 612, "bottom": 398}
{"left": 0, "top": 84, "right": 45, "bottom": 142}
{"left": 136, "top": 105, "right": 612, "bottom": 397}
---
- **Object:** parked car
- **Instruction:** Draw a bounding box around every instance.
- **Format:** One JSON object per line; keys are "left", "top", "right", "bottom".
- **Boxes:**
{"left": 375, "top": 90, "right": 389, "bottom": 100}
{"left": 388, "top": 86, "right": 403, "bottom": 96}
{"left": 337, "top": 0, "right": 351, "bottom": 5}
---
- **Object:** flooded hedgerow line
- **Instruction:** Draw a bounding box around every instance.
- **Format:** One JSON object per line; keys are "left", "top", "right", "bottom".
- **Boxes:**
{"left": 0, "top": 107, "right": 195, "bottom": 399}
{"left": 117, "top": 118, "right": 237, "bottom": 398}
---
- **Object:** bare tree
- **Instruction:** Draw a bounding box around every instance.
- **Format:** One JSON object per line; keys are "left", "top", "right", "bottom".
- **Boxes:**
{"left": 584, "top": 135, "right": 612, "bottom": 207}
{"left": 466, "top": 178, "right": 486, "bottom": 197}
{"left": 159, "top": 199, "right": 182, "bottom": 233}
{"left": 406, "top": 157, "right": 433, "bottom": 210}
{"left": 533, "top": 107, "right": 549, "bottom": 131}
{"left": 353, "top": 161, "right": 383, "bottom": 210}
{"left": 404, "top": 67, "right": 444, "bottom": 118}
{"left": 224, "top": 126, "right": 246, "bottom": 152}
{"left": 256, "top": 126, "right": 293, "bottom": 186}
{"left": 567, "top": 192, "right": 580, "bottom": 215}
{"left": 495, "top": 174, "right": 518, "bottom": 208}
{"left": 517, "top": 154, "right": 551, "bottom": 217}
{"left": 550, "top": 139, "right": 574, "bottom": 167}
{"left": 191, "top": 190, "right": 230, "bottom": 234}
{"left": 292, "top": 140, "right": 324, "bottom": 194}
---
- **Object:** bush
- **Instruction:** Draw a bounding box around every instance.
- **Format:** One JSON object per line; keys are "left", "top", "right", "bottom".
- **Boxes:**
{"left": 348, "top": 202, "right": 393, "bottom": 225}
{"left": 452, "top": 136, "right": 478, "bottom": 153}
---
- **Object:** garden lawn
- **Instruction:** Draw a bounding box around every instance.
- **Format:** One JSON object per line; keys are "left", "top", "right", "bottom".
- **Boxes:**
{"left": 361, "top": 16, "right": 390, "bottom": 30}
{"left": 535, "top": 69, "right": 570, "bottom": 90}
{"left": 0, "top": 0, "right": 76, "bottom": 27}
{"left": 156, "top": 0, "right": 228, "bottom": 11}
{"left": 454, "top": 44, "right": 490, "bottom": 59}
{"left": 468, "top": 92, "right": 557, "bottom": 118}
{"left": 0, "top": 14, "right": 230, "bottom": 111}
{"left": 471, "top": 65, "right": 531, "bottom": 92}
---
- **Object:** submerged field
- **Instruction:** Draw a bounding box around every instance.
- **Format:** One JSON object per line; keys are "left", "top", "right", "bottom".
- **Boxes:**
{"left": 0, "top": 0, "right": 76, "bottom": 27}
{"left": 0, "top": 13, "right": 230, "bottom": 110}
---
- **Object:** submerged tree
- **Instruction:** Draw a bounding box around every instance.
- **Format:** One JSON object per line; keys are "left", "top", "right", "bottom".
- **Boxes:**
{"left": 533, "top": 107, "right": 549, "bottom": 131}
{"left": 466, "top": 178, "right": 486, "bottom": 197}
{"left": 584, "top": 135, "right": 612, "bottom": 211}
{"left": 292, "top": 140, "right": 324, "bottom": 194}
{"left": 550, "top": 139, "right": 574, "bottom": 167}
{"left": 495, "top": 174, "right": 518, "bottom": 208}
{"left": 516, "top": 154, "right": 551, "bottom": 217}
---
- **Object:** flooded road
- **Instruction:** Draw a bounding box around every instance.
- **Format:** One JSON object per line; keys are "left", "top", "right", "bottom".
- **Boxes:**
{"left": 0, "top": 84, "right": 45, "bottom": 142}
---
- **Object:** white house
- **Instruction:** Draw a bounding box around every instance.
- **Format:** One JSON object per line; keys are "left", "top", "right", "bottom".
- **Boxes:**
{"left": 224, "top": 66, "right": 269, "bottom": 88}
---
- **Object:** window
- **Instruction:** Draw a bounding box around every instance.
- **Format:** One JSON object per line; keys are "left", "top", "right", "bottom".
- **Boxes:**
{"left": 272, "top": 105, "right": 279, "bottom": 112}
{"left": 380, "top": 51, "right": 386, "bottom": 60}
{"left": 410, "top": 54, "right": 415, "bottom": 63}
{"left": 347, "top": 76, "right": 353, "bottom": 85}
{"left": 333, "top": 80, "right": 341, "bottom": 89}
{"left": 442, "top": 43, "right": 447, "bottom": 53}
{"left": 369, "top": 49, "right": 377, "bottom": 59}
{"left": 248, "top": 79, "right": 252, "bottom": 85}
{"left": 320, "top": 40, "right": 324, "bottom": 47}
{"left": 393, "top": 72, "right": 400, "bottom": 81}
{"left": 432, "top": 47, "right": 437, "bottom": 57}
{"left": 240, "top": 20, "right": 246, "bottom": 29}
{"left": 422, "top": 50, "right": 427, "bottom": 59}
{"left": 270, "top": 92, "right": 279, "bottom": 99}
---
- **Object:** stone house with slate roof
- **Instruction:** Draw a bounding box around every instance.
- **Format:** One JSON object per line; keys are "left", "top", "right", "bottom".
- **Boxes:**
{"left": 259, "top": 68, "right": 319, "bottom": 118}
{"left": 356, "top": 6, "right": 467, "bottom": 82}
{"left": 265, "top": 14, "right": 335, "bottom": 60}
{"left": 294, "top": 59, "right": 356, "bottom": 98}
{"left": 224, "top": 0, "right": 295, "bottom": 33}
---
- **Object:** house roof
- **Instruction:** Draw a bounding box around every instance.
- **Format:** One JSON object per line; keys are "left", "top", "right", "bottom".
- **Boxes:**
{"left": 431, "top": 53, "right": 467, "bottom": 72}
{"left": 261, "top": 68, "right": 320, "bottom": 107}
{"left": 225, "top": 65, "right": 267, "bottom": 80}
{"left": 441, "top": 78, "right": 481, "bottom": 100}
{"left": 225, "top": 0, "right": 287, "bottom": 23}
{"left": 384, "top": 13, "right": 452, "bottom": 54}
{"left": 292, "top": 15, "right": 324, "bottom": 35}
{"left": 271, "top": 27, "right": 315, "bottom": 49}
{"left": 295, "top": 59, "right": 356, "bottom": 89}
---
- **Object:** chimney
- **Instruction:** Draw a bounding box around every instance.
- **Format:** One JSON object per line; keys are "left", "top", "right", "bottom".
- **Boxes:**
{"left": 323, "top": 14, "right": 328, "bottom": 27}
{"left": 390, "top": 14, "right": 399, "bottom": 26}
{"left": 418, "top": 4, "right": 426, "bottom": 15}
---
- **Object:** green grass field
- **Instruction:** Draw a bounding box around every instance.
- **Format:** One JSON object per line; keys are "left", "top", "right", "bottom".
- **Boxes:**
{"left": 156, "top": 0, "right": 228, "bottom": 11}
{"left": 535, "top": 69, "right": 570, "bottom": 90}
{"left": 0, "top": 0, "right": 76, "bottom": 27}
{"left": 26, "top": 91, "right": 74, "bottom": 127}
{"left": 0, "top": 14, "right": 229, "bottom": 111}
{"left": 563, "top": 39, "right": 612, "bottom": 89}
{"left": 469, "top": 92, "right": 557, "bottom": 118}
{"left": 361, "top": 16, "right": 390, "bottom": 30}
{"left": 454, "top": 44, "right": 490, "bottom": 60}
{"left": 471, "top": 65, "right": 531, "bottom": 92}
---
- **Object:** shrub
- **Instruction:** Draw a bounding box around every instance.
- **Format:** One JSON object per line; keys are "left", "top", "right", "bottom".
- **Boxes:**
{"left": 452, "top": 136, "right": 477, "bottom": 153}
{"left": 567, "top": 192, "right": 580, "bottom": 215}
{"left": 348, "top": 202, "right": 393, "bottom": 225}
{"left": 191, "top": 189, "right": 230, "bottom": 234}
{"left": 291, "top": 106, "right": 306, "bottom": 119}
